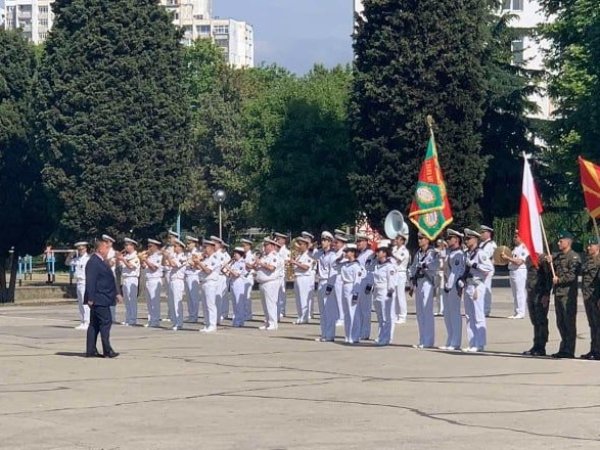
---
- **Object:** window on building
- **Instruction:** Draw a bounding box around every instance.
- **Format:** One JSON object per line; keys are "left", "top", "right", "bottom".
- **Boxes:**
{"left": 511, "top": 38, "right": 525, "bottom": 65}
{"left": 198, "top": 24, "right": 211, "bottom": 34}
{"left": 214, "top": 25, "right": 229, "bottom": 35}
{"left": 39, "top": 18, "right": 48, "bottom": 27}
{"left": 39, "top": 6, "right": 48, "bottom": 14}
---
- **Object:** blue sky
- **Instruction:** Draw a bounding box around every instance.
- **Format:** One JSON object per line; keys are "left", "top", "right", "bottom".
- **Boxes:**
{"left": 214, "top": 0, "right": 354, "bottom": 74}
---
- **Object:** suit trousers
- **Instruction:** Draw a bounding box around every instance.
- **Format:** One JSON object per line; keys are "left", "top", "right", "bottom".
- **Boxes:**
{"left": 86, "top": 305, "right": 113, "bottom": 355}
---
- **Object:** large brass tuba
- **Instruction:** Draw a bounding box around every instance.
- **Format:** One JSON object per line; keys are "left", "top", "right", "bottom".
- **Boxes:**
{"left": 384, "top": 210, "right": 409, "bottom": 239}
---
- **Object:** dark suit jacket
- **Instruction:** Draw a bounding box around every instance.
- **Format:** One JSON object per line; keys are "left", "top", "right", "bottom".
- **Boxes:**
{"left": 84, "top": 253, "right": 117, "bottom": 307}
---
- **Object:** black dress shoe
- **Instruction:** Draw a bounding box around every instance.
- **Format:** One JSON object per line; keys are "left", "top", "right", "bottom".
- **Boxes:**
{"left": 522, "top": 348, "right": 536, "bottom": 356}
{"left": 86, "top": 351, "right": 104, "bottom": 358}
{"left": 104, "top": 351, "right": 119, "bottom": 358}
{"left": 580, "top": 352, "right": 593, "bottom": 360}
{"left": 531, "top": 349, "right": 546, "bottom": 356}
{"left": 587, "top": 353, "right": 600, "bottom": 360}
{"left": 552, "top": 352, "right": 574, "bottom": 359}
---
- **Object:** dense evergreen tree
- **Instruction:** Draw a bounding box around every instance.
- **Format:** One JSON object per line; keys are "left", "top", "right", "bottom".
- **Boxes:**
{"left": 0, "top": 30, "right": 53, "bottom": 302}
{"left": 350, "top": 0, "right": 488, "bottom": 229}
{"left": 39, "top": 0, "right": 192, "bottom": 240}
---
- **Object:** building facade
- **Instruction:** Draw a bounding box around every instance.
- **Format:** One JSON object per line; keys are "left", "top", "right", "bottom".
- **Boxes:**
{"left": 4, "top": 0, "right": 54, "bottom": 44}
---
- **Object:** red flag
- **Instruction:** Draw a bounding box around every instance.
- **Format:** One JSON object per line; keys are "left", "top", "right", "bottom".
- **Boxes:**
{"left": 518, "top": 157, "right": 544, "bottom": 266}
{"left": 578, "top": 156, "right": 600, "bottom": 218}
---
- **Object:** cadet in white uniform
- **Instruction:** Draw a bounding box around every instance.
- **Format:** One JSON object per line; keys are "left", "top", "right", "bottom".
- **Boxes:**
{"left": 434, "top": 239, "right": 446, "bottom": 316}
{"left": 372, "top": 242, "right": 397, "bottom": 346}
{"left": 197, "top": 240, "right": 222, "bottom": 333}
{"left": 409, "top": 232, "right": 441, "bottom": 348}
{"left": 356, "top": 234, "right": 375, "bottom": 340}
{"left": 117, "top": 238, "right": 140, "bottom": 326}
{"left": 241, "top": 239, "right": 256, "bottom": 320}
{"left": 340, "top": 244, "right": 364, "bottom": 344}
{"left": 274, "top": 233, "right": 290, "bottom": 319}
{"left": 163, "top": 239, "right": 187, "bottom": 330}
{"left": 504, "top": 231, "right": 529, "bottom": 319}
{"left": 163, "top": 230, "right": 180, "bottom": 323}
{"left": 102, "top": 234, "right": 118, "bottom": 323}
{"left": 391, "top": 233, "right": 410, "bottom": 324}
{"left": 72, "top": 241, "right": 90, "bottom": 330}
{"left": 301, "top": 231, "right": 317, "bottom": 318}
{"left": 141, "top": 239, "right": 163, "bottom": 328}
{"left": 291, "top": 237, "right": 315, "bottom": 324}
{"left": 440, "top": 229, "right": 466, "bottom": 350}
{"left": 479, "top": 225, "right": 497, "bottom": 317}
{"left": 226, "top": 247, "right": 250, "bottom": 327}
{"left": 315, "top": 232, "right": 337, "bottom": 342}
{"left": 255, "top": 238, "right": 282, "bottom": 330}
{"left": 209, "top": 236, "right": 230, "bottom": 323}
{"left": 184, "top": 236, "right": 202, "bottom": 323}
{"left": 332, "top": 234, "right": 348, "bottom": 327}
{"left": 463, "top": 228, "right": 495, "bottom": 352}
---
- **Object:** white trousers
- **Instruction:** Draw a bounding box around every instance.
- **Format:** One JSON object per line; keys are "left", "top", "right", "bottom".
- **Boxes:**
{"left": 483, "top": 271, "right": 494, "bottom": 316}
{"left": 277, "top": 277, "right": 286, "bottom": 316}
{"left": 509, "top": 269, "right": 527, "bottom": 317}
{"left": 335, "top": 279, "right": 345, "bottom": 322}
{"left": 166, "top": 274, "right": 174, "bottom": 321}
{"left": 342, "top": 283, "right": 361, "bottom": 343}
{"left": 443, "top": 288, "right": 462, "bottom": 348}
{"left": 76, "top": 282, "right": 90, "bottom": 324}
{"left": 359, "top": 283, "right": 373, "bottom": 340}
{"left": 294, "top": 276, "right": 313, "bottom": 323}
{"left": 170, "top": 279, "right": 185, "bottom": 328}
{"left": 185, "top": 275, "right": 201, "bottom": 322}
{"left": 318, "top": 281, "right": 338, "bottom": 340}
{"left": 394, "top": 272, "right": 408, "bottom": 320}
{"left": 202, "top": 281, "right": 219, "bottom": 329}
{"left": 110, "top": 305, "right": 117, "bottom": 323}
{"left": 260, "top": 279, "right": 280, "bottom": 329}
{"left": 464, "top": 282, "right": 487, "bottom": 349}
{"left": 218, "top": 275, "right": 228, "bottom": 320}
{"left": 434, "top": 271, "right": 445, "bottom": 314}
{"left": 231, "top": 278, "right": 249, "bottom": 327}
{"left": 415, "top": 279, "right": 435, "bottom": 347}
{"left": 374, "top": 290, "right": 394, "bottom": 345}
{"left": 245, "top": 280, "right": 253, "bottom": 320}
{"left": 145, "top": 278, "right": 162, "bottom": 326}
{"left": 122, "top": 277, "right": 139, "bottom": 325}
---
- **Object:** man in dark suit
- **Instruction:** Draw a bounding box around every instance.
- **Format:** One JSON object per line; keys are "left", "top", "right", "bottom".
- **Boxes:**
{"left": 85, "top": 237, "right": 121, "bottom": 358}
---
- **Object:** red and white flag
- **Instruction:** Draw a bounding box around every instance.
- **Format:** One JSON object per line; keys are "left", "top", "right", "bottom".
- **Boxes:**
{"left": 518, "top": 156, "right": 544, "bottom": 266}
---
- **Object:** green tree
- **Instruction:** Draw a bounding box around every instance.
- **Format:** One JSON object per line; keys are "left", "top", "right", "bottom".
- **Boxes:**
{"left": 39, "top": 0, "right": 192, "bottom": 241}
{"left": 351, "top": 0, "right": 488, "bottom": 230}
{"left": 0, "top": 30, "right": 53, "bottom": 302}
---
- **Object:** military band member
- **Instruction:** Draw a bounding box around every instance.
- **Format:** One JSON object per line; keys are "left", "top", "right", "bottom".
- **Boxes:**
{"left": 102, "top": 234, "right": 118, "bottom": 323}
{"left": 315, "top": 232, "right": 337, "bottom": 342}
{"left": 479, "top": 225, "right": 497, "bottom": 317}
{"left": 274, "top": 232, "right": 290, "bottom": 319}
{"left": 580, "top": 237, "right": 600, "bottom": 360}
{"left": 356, "top": 233, "right": 375, "bottom": 340}
{"left": 372, "top": 241, "right": 397, "bottom": 346}
{"left": 340, "top": 244, "right": 364, "bottom": 344}
{"left": 197, "top": 240, "right": 222, "bottom": 333}
{"left": 184, "top": 236, "right": 202, "bottom": 323}
{"left": 440, "top": 229, "right": 465, "bottom": 351}
{"left": 392, "top": 233, "right": 410, "bottom": 324}
{"left": 462, "top": 228, "right": 494, "bottom": 352}
{"left": 332, "top": 234, "right": 348, "bottom": 327}
{"left": 409, "top": 232, "right": 440, "bottom": 349}
{"left": 523, "top": 253, "right": 552, "bottom": 356}
{"left": 141, "top": 239, "right": 163, "bottom": 327}
{"left": 290, "top": 237, "right": 315, "bottom": 324}
{"left": 546, "top": 231, "right": 581, "bottom": 358}
{"left": 255, "top": 238, "right": 282, "bottom": 330}
{"left": 504, "top": 231, "right": 529, "bottom": 319}
{"left": 163, "top": 230, "right": 180, "bottom": 323}
{"left": 72, "top": 241, "right": 91, "bottom": 330}
{"left": 117, "top": 238, "right": 140, "bottom": 326}
{"left": 241, "top": 239, "right": 256, "bottom": 320}
{"left": 209, "top": 236, "right": 231, "bottom": 323}
{"left": 227, "top": 247, "right": 250, "bottom": 328}
{"left": 162, "top": 239, "right": 187, "bottom": 330}
{"left": 301, "top": 231, "right": 317, "bottom": 317}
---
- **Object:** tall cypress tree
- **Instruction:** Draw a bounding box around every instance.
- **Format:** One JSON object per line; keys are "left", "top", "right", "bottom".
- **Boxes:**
{"left": 39, "top": 0, "right": 191, "bottom": 240}
{"left": 350, "top": 0, "right": 488, "bottom": 229}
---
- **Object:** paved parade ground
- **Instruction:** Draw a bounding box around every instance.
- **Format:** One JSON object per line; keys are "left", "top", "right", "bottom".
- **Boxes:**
{"left": 1, "top": 286, "right": 599, "bottom": 449}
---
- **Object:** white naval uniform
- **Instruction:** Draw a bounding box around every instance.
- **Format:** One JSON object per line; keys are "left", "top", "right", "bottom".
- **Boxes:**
{"left": 184, "top": 249, "right": 202, "bottom": 323}
{"left": 409, "top": 247, "right": 440, "bottom": 348}
{"left": 434, "top": 249, "right": 446, "bottom": 315}
{"left": 107, "top": 248, "right": 118, "bottom": 322}
{"left": 277, "top": 245, "right": 290, "bottom": 317}
{"left": 73, "top": 252, "right": 91, "bottom": 325}
{"left": 479, "top": 239, "right": 497, "bottom": 316}
{"left": 293, "top": 250, "right": 315, "bottom": 323}
{"left": 144, "top": 252, "right": 164, "bottom": 327}
{"left": 315, "top": 248, "right": 337, "bottom": 341}
{"left": 244, "top": 251, "right": 256, "bottom": 320}
{"left": 357, "top": 249, "right": 375, "bottom": 340}
{"left": 228, "top": 259, "right": 250, "bottom": 327}
{"left": 333, "top": 248, "right": 347, "bottom": 325}
{"left": 341, "top": 260, "right": 364, "bottom": 343}
{"left": 392, "top": 245, "right": 410, "bottom": 322}
{"left": 200, "top": 253, "right": 223, "bottom": 331}
{"left": 443, "top": 248, "right": 466, "bottom": 349}
{"left": 509, "top": 243, "right": 529, "bottom": 317}
{"left": 217, "top": 249, "right": 231, "bottom": 321}
{"left": 372, "top": 259, "right": 397, "bottom": 346}
{"left": 464, "top": 248, "right": 494, "bottom": 350}
{"left": 256, "top": 250, "right": 282, "bottom": 330}
{"left": 164, "top": 245, "right": 175, "bottom": 322}
{"left": 120, "top": 252, "right": 140, "bottom": 325}
{"left": 169, "top": 252, "right": 187, "bottom": 329}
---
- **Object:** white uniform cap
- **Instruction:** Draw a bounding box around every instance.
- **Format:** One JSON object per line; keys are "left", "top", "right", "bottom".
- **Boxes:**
{"left": 334, "top": 234, "right": 349, "bottom": 243}
{"left": 74, "top": 241, "right": 88, "bottom": 248}
{"left": 464, "top": 228, "right": 481, "bottom": 239}
{"left": 185, "top": 235, "right": 199, "bottom": 243}
{"left": 296, "top": 237, "right": 310, "bottom": 245}
{"left": 209, "top": 235, "right": 224, "bottom": 244}
{"left": 334, "top": 229, "right": 348, "bottom": 236}
{"left": 234, "top": 247, "right": 245, "bottom": 254}
{"left": 148, "top": 239, "right": 162, "bottom": 246}
{"left": 479, "top": 225, "right": 494, "bottom": 233}
{"left": 203, "top": 240, "right": 216, "bottom": 246}
{"left": 168, "top": 230, "right": 180, "bottom": 237}
{"left": 173, "top": 238, "right": 185, "bottom": 247}
{"left": 240, "top": 239, "right": 253, "bottom": 245}
{"left": 301, "top": 231, "right": 314, "bottom": 240}
{"left": 378, "top": 239, "right": 391, "bottom": 248}
{"left": 321, "top": 231, "right": 334, "bottom": 240}
{"left": 222, "top": 242, "right": 230, "bottom": 248}
{"left": 263, "top": 238, "right": 281, "bottom": 247}
{"left": 344, "top": 243, "right": 358, "bottom": 251}
{"left": 273, "top": 232, "right": 287, "bottom": 239}
{"left": 123, "top": 238, "right": 138, "bottom": 246}
{"left": 445, "top": 228, "right": 464, "bottom": 239}
{"left": 101, "top": 234, "right": 115, "bottom": 243}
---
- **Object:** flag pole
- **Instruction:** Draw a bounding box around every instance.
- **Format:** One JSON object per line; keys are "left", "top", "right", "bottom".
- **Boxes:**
{"left": 426, "top": 114, "right": 435, "bottom": 139}
{"left": 592, "top": 215, "right": 600, "bottom": 241}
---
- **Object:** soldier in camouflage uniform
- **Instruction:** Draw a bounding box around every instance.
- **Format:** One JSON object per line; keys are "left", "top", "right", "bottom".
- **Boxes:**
{"left": 546, "top": 232, "right": 581, "bottom": 359}
{"left": 581, "top": 237, "right": 600, "bottom": 360}
{"left": 522, "top": 254, "right": 553, "bottom": 356}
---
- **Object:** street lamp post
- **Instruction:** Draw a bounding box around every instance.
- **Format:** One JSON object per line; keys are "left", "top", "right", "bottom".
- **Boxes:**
{"left": 213, "top": 189, "right": 227, "bottom": 240}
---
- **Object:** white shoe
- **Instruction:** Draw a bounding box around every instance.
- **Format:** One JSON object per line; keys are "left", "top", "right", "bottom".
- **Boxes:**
{"left": 121, "top": 322, "right": 130, "bottom": 326}
{"left": 395, "top": 318, "right": 406, "bottom": 324}
{"left": 293, "top": 319, "right": 307, "bottom": 325}
{"left": 513, "top": 315, "right": 525, "bottom": 319}
{"left": 74, "top": 323, "right": 88, "bottom": 330}
{"left": 161, "top": 318, "right": 171, "bottom": 322}
{"left": 315, "top": 337, "right": 333, "bottom": 342}
{"left": 171, "top": 326, "right": 180, "bottom": 331}
{"left": 335, "top": 320, "right": 344, "bottom": 327}
{"left": 462, "top": 347, "right": 482, "bottom": 353}
{"left": 412, "top": 344, "right": 424, "bottom": 349}
{"left": 438, "top": 345, "right": 449, "bottom": 350}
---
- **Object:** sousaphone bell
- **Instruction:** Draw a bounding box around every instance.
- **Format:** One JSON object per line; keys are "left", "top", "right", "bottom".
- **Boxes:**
{"left": 384, "top": 210, "right": 409, "bottom": 239}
